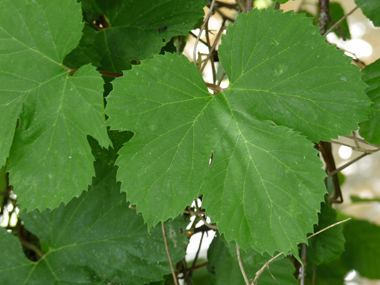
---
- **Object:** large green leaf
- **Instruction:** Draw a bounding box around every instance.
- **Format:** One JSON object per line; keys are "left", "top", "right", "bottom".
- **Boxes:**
{"left": 307, "top": 202, "right": 345, "bottom": 265}
{"left": 354, "top": 0, "right": 380, "bottom": 27}
{"left": 359, "top": 58, "right": 380, "bottom": 145}
{"left": 0, "top": 132, "right": 188, "bottom": 284}
{"left": 81, "top": 0, "right": 205, "bottom": 72}
{"left": 105, "top": 51, "right": 326, "bottom": 256}
{"left": 207, "top": 235, "right": 297, "bottom": 284}
{"left": 105, "top": 53, "right": 216, "bottom": 226}
{"left": 0, "top": 0, "right": 110, "bottom": 211}
{"left": 105, "top": 8, "right": 370, "bottom": 255}
{"left": 342, "top": 219, "right": 380, "bottom": 279}
{"left": 218, "top": 9, "right": 370, "bottom": 142}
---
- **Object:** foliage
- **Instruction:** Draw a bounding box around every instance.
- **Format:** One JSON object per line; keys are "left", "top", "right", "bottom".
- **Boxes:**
{"left": 0, "top": 0, "right": 380, "bottom": 284}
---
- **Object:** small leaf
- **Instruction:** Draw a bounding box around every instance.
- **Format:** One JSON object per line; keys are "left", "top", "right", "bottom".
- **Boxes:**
{"left": 0, "top": 132, "right": 188, "bottom": 284}
{"left": 359, "top": 58, "right": 380, "bottom": 145}
{"left": 307, "top": 202, "right": 345, "bottom": 265}
{"left": 342, "top": 219, "right": 380, "bottom": 279}
{"left": 207, "top": 235, "right": 297, "bottom": 284}
{"left": 354, "top": 0, "right": 380, "bottom": 27}
{"left": 219, "top": 8, "right": 370, "bottom": 142}
{"left": 81, "top": 0, "right": 206, "bottom": 72}
{"left": 0, "top": 0, "right": 110, "bottom": 211}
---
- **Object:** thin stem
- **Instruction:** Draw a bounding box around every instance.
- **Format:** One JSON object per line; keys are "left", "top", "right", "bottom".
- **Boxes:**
{"left": 318, "top": 0, "right": 330, "bottom": 35}
{"left": 200, "top": 24, "right": 226, "bottom": 73}
{"left": 206, "top": 83, "right": 223, "bottom": 94}
{"left": 252, "top": 218, "right": 351, "bottom": 284}
{"left": 193, "top": 0, "right": 216, "bottom": 65}
{"left": 217, "top": 71, "right": 226, "bottom": 86}
{"left": 252, "top": 253, "right": 282, "bottom": 284}
{"left": 205, "top": 23, "right": 217, "bottom": 83}
{"left": 198, "top": 215, "right": 218, "bottom": 229}
{"left": 18, "top": 227, "right": 44, "bottom": 258}
{"left": 323, "top": 6, "right": 359, "bottom": 36}
{"left": 245, "top": 0, "right": 253, "bottom": 13}
{"left": 327, "top": 153, "right": 369, "bottom": 177}
{"left": 307, "top": 218, "right": 351, "bottom": 239}
{"left": 236, "top": 242, "right": 250, "bottom": 285}
{"left": 162, "top": 222, "right": 178, "bottom": 285}
{"left": 188, "top": 231, "right": 205, "bottom": 279}
{"left": 182, "top": 261, "right": 208, "bottom": 272}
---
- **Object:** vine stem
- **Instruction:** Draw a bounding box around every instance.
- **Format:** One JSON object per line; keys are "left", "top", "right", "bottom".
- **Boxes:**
{"left": 18, "top": 226, "right": 44, "bottom": 258}
{"left": 252, "top": 218, "right": 351, "bottom": 284}
{"left": 327, "top": 152, "right": 369, "bottom": 177}
{"left": 236, "top": 242, "right": 250, "bottom": 285}
{"left": 162, "top": 222, "right": 178, "bottom": 285}
{"left": 323, "top": 6, "right": 359, "bottom": 36}
{"left": 193, "top": 0, "right": 216, "bottom": 65}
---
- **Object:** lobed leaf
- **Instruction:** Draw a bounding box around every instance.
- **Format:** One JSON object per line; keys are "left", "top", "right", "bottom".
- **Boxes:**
{"left": 0, "top": 0, "right": 111, "bottom": 211}
{"left": 219, "top": 9, "right": 370, "bottom": 142}
{"left": 81, "top": 0, "right": 206, "bottom": 72}
{"left": 0, "top": 132, "right": 188, "bottom": 284}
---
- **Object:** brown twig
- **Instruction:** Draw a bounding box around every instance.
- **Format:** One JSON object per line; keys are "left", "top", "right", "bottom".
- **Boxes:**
{"left": 18, "top": 226, "right": 44, "bottom": 258}
{"left": 323, "top": 6, "right": 359, "bottom": 36}
{"left": 217, "top": 71, "right": 227, "bottom": 86}
{"left": 236, "top": 242, "right": 250, "bottom": 285}
{"left": 245, "top": 0, "right": 253, "bottom": 13}
{"left": 193, "top": 0, "right": 216, "bottom": 65}
{"left": 182, "top": 261, "right": 209, "bottom": 272}
{"left": 206, "top": 83, "right": 223, "bottom": 94}
{"left": 200, "top": 24, "right": 226, "bottom": 73}
{"left": 318, "top": 0, "right": 330, "bottom": 35}
{"left": 162, "top": 222, "right": 178, "bottom": 285}
{"left": 318, "top": 141, "right": 343, "bottom": 203}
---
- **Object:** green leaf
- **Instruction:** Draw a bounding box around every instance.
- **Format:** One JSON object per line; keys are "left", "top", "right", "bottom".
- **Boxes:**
{"left": 350, "top": 195, "right": 380, "bottom": 203}
{"left": 305, "top": 257, "right": 348, "bottom": 285}
{"left": 307, "top": 202, "right": 345, "bottom": 265}
{"left": 0, "top": 0, "right": 111, "bottom": 212}
{"left": 105, "top": 53, "right": 215, "bottom": 227}
{"left": 342, "top": 219, "right": 380, "bottom": 279}
{"left": 0, "top": 132, "right": 188, "bottom": 284}
{"left": 359, "top": 58, "right": 380, "bottom": 145}
{"left": 354, "top": 0, "right": 380, "bottom": 27}
{"left": 63, "top": 23, "right": 102, "bottom": 69}
{"left": 218, "top": 8, "right": 370, "bottom": 142}
{"left": 81, "top": 0, "right": 206, "bottom": 72}
{"left": 207, "top": 235, "right": 297, "bottom": 284}
{"left": 106, "top": 52, "right": 327, "bottom": 255}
